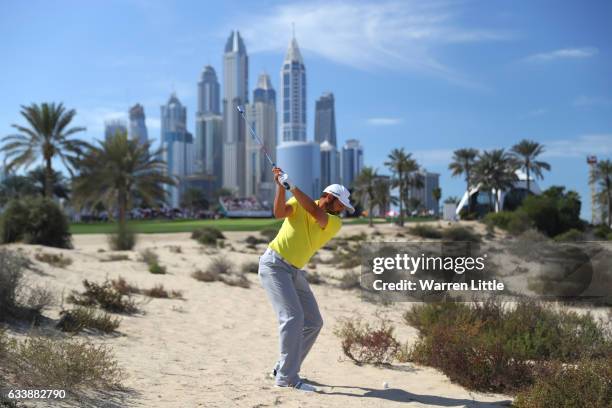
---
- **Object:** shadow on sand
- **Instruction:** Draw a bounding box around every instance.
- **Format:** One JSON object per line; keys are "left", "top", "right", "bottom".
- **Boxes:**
{"left": 310, "top": 382, "right": 512, "bottom": 407}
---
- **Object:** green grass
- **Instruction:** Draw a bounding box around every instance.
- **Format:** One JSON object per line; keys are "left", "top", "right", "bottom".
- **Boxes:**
{"left": 70, "top": 218, "right": 284, "bottom": 234}
{"left": 70, "top": 217, "right": 402, "bottom": 234}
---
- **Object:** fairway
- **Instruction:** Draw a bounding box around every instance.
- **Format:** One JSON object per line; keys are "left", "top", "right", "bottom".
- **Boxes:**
{"left": 69, "top": 217, "right": 395, "bottom": 234}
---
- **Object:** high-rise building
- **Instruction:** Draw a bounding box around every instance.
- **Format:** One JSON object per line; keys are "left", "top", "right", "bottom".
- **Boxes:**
{"left": 277, "top": 141, "right": 321, "bottom": 199}
{"left": 341, "top": 139, "right": 363, "bottom": 189}
{"left": 246, "top": 73, "right": 277, "bottom": 204}
{"left": 407, "top": 169, "right": 440, "bottom": 216}
{"left": 195, "top": 65, "right": 223, "bottom": 190}
{"left": 280, "top": 34, "right": 306, "bottom": 142}
{"left": 128, "top": 104, "right": 148, "bottom": 145}
{"left": 320, "top": 140, "right": 340, "bottom": 188}
{"left": 198, "top": 65, "right": 220, "bottom": 115}
{"left": 314, "top": 92, "right": 336, "bottom": 146}
{"left": 222, "top": 30, "right": 249, "bottom": 196}
{"left": 104, "top": 119, "right": 127, "bottom": 141}
{"left": 161, "top": 93, "right": 193, "bottom": 208}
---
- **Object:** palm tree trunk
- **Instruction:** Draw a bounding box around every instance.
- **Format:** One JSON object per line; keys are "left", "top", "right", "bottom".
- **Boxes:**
{"left": 465, "top": 169, "right": 471, "bottom": 213}
{"left": 45, "top": 157, "right": 53, "bottom": 198}
{"left": 118, "top": 189, "right": 127, "bottom": 229}
{"left": 607, "top": 180, "right": 612, "bottom": 227}
{"left": 526, "top": 164, "right": 531, "bottom": 195}
{"left": 398, "top": 173, "right": 404, "bottom": 226}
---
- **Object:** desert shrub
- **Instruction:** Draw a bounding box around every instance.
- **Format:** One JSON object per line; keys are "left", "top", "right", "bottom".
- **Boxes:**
{"left": 67, "top": 279, "right": 138, "bottom": 314}
{"left": 407, "top": 224, "right": 442, "bottom": 239}
{"left": 593, "top": 224, "right": 611, "bottom": 239}
{"left": 22, "top": 285, "right": 54, "bottom": 313}
{"left": 483, "top": 210, "right": 532, "bottom": 235}
{"left": 110, "top": 277, "right": 140, "bottom": 295}
{"left": 107, "top": 225, "right": 136, "bottom": 251}
{"left": 168, "top": 245, "right": 182, "bottom": 253}
{"left": 192, "top": 269, "right": 219, "bottom": 282}
{"left": 142, "top": 284, "right": 183, "bottom": 299}
{"left": 329, "top": 244, "right": 362, "bottom": 269}
{"left": 404, "top": 300, "right": 612, "bottom": 393}
{"left": 338, "top": 272, "right": 360, "bottom": 290}
{"left": 57, "top": 306, "right": 121, "bottom": 333}
{"left": 221, "top": 273, "right": 250, "bottom": 288}
{"left": 458, "top": 208, "right": 478, "bottom": 220}
{"left": 553, "top": 228, "right": 585, "bottom": 242}
{"left": 241, "top": 261, "right": 259, "bottom": 274}
{"left": 519, "top": 187, "right": 584, "bottom": 237}
{"left": 245, "top": 235, "right": 266, "bottom": 245}
{"left": 259, "top": 228, "right": 277, "bottom": 241}
{"left": 34, "top": 252, "right": 72, "bottom": 268}
{"left": 334, "top": 317, "right": 400, "bottom": 364}
{"left": 345, "top": 232, "right": 367, "bottom": 242}
{"left": 139, "top": 248, "right": 159, "bottom": 265}
{"left": 441, "top": 226, "right": 480, "bottom": 242}
{"left": 0, "top": 197, "right": 72, "bottom": 248}
{"left": 0, "top": 249, "right": 27, "bottom": 319}
{"left": 6, "top": 334, "right": 123, "bottom": 389}
{"left": 148, "top": 262, "right": 167, "bottom": 274}
{"left": 191, "top": 227, "right": 225, "bottom": 246}
{"left": 208, "top": 256, "right": 234, "bottom": 275}
{"left": 483, "top": 211, "right": 515, "bottom": 230}
{"left": 306, "top": 272, "right": 323, "bottom": 284}
{"left": 101, "top": 254, "right": 130, "bottom": 262}
{"left": 514, "top": 358, "right": 612, "bottom": 408}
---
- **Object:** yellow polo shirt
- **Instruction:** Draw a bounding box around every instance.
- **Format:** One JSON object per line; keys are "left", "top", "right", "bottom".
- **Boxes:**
{"left": 269, "top": 197, "right": 342, "bottom": 269}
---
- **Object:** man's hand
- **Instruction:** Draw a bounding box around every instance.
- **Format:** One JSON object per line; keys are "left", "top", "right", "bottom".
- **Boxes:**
{"left": 272, "top": 167, "right": 293, "bottom": 190}
{"left": 272, "top": 167, "right": 293, "bottom": 218}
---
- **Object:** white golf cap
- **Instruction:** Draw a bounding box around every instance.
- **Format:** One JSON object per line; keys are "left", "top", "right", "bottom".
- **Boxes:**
{"left": 323, "top": 184, "right": 355, "bottom": 213}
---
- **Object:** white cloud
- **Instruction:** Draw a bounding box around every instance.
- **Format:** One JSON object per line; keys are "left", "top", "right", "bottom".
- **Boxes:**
{"left": 411, "top": 148, "right": 455, "bottom": 165}
{"left": 520, "top": 108, "right": 548, "bottom": 119}
{"left": 235, "top": 0, "right": 513, "bottom": 86}
{"left": 76, "top": 107, "right": 128, "bottom": 135}
{"left": 573, "top": 95, "right": 610, "bottom": 108}
{"left": 367, "top": 117, "right": 403, "bottom": 126}
{"left": 542, "top": 134, "right": 612, "bottom": 158}
{"left": 524, "top": 47, "right": 598, "bottom": 63}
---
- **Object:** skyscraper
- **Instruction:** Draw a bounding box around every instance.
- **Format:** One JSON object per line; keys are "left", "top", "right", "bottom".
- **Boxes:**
{"left": 280, "top": 34, "right": 306, "bottom": 142}
{"left": 195, "top": 66, "right": 223, "bottom": 190}
{"left": 407, "top": 169, "right": 440, "bottom": 216}
{"left": 341, "top": 139, "right": 363, "bottom": 189}
{"left": 314, "top": 92, "right": 336, "bottom": 146}
{"left": 128, "top": 104, "right": 148, "bottom": 145}
{"left": 320, "top": 140, "right": 340, "bottom": 187}
{"left": 222, "top": 30, "right": 249, "bottom": 196}
{"left": 198, "top": 65, "right": 220, "bottom": 115}
{"left": 161, "top": 93, "right": 193, "bottom": 208}
{"left": 104, "top": 119, "right": 127, "bottom": 141}
{"left": 277, "top": 142, "right": 321, "bottom": 199}
{"left": 246, "top": 73, "right": 277, "bottom": 204}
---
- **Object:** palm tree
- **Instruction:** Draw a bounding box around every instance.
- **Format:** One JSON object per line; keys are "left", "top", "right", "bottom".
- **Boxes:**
{"left": 0, "top": 175, "right": 37, "bottom": 206}
{"left": 385, "top": 148, "right": 418, "bottom": 226}
{"left": 510, "top": 139, "right": 551, "bottom": 194}
{"left": 353, "top": 167, "right": 378, "bottom": 227}
{"left": 181, "top": 187, "right": 209, "bottom": 216}
{"left": 72, "top": 130, "right": 175, "bottom": 246}
{"left": 449, "top": 148, "right": 479, "bottom": 212}
{"left": 373, "top": 177, "right": 397, "bottom": 220}
{"left": 1, "top": 103, "right": 87, "bottom": 197}
{"left": 473, "top": 149, "right": 519, "bottom": 212}
{"left": 432, "top": 187, "right": 442, "bottom": 218}
{"left": 590, "top": 159, "right": 612, "bottom": 226}
{"left": 27, "top": 166, "right": 70, "bottom": 200}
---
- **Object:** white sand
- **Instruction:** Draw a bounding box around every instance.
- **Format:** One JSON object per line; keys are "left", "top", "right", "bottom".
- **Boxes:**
{"left": 5, "top": 223, "right": 519, "bottom": 407}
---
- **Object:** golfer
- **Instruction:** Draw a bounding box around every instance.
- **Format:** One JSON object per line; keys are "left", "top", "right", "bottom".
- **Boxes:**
{"left": 258, "top": 166, "right": 355, "bottom": 392}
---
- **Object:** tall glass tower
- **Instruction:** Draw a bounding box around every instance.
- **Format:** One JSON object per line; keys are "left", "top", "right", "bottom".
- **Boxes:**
{"left": 314, "top": 92, "right": 336, "bottom": 146}
{"left": 246, "top": 73, "right": 277, "bottom": 203}
{"left": 129, "top": 104, "right": 148, "bottom": 145}
{"left": 341, "top": 139, "right": 363, "bottom": 189}
{"left": 161, "top": 93, "right": 193, "bottom": 208}
{"left": 222, "top": 30, "right": 249, "bottom": 195}
{"left": 198, "top": 65, "right": 220, "bottom": 115}
{"left": 280, "top": 34, "right": 306, "bottom": 142}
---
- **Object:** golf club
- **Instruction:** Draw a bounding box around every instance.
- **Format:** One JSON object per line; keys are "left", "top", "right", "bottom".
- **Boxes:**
{"left": 236, "top": 105, "right": 291, "bottom": 190}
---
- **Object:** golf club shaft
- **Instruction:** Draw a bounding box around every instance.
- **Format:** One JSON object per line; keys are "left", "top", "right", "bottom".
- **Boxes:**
{"left": 237, "top": 106, "right": 276, "bottom": 168}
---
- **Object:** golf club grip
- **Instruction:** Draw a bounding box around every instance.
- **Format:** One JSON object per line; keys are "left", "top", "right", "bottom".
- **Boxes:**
{"left": 278, "top": 173, "right": 291, "bottom": 191}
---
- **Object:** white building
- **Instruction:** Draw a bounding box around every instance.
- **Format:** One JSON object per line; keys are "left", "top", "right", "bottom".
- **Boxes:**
{"left": 246, "top": 73, "right": 277, "bottom": 204}
{"left": 222, "top": 30, "right": 249, "bottom": 195}
{"left": 277, "top": 141, "right": 321, "bottom": 199}
{"left": 341, "top": 139, "right": 363, "bottom": 189}
{"left": 280, "top": 34, "right": 306, "bottom": 142}
{"left": 128, "top": 104, "right": 148, "bottom": 145}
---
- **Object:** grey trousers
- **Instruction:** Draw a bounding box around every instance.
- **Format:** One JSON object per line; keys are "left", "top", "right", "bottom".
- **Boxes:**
{"left": 258, "top": 248, "right": 324, "bottom": 386}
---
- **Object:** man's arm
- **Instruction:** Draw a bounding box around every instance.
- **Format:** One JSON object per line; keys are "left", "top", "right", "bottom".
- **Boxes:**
{"left": 272, "top": 167, "right": 293, "bottom": 218}
{"left": 291, "top": 187, "right": 329, "bottom": 229}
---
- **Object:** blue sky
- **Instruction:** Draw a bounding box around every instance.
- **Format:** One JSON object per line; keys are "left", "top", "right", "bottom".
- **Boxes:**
{"left": 1, "top": 0, "right": 611, "bottom": 219}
